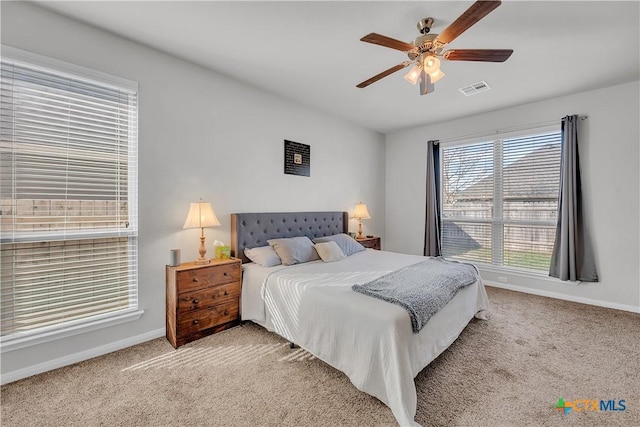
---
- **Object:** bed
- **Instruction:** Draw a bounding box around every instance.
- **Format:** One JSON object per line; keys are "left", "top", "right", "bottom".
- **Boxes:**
{"left": 231, "top": 211, "right": 489, "bottom": 426}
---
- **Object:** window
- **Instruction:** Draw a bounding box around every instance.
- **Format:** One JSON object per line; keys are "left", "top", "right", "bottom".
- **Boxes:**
{"left": 0, "top": 47, "right": 138, "bottom": 344}
{"left": 440, "top": 129, "right": 561, "bottom": 272}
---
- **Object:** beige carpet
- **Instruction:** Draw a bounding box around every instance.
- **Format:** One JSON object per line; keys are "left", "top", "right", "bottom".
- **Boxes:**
{"left": 2, "top": 287, "right": 639, "bottom": 427}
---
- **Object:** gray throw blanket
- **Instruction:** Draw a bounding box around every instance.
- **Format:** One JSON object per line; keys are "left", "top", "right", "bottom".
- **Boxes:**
{"left": 352, "top": 257, "right": 478, "bottom": 333}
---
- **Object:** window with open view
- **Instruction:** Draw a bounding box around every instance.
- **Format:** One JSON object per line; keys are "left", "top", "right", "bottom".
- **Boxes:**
{"left": 0, "top": 47, "right": 138, "bottom": 344}
{"left": 440, "top": 129, "right": 561, "bottom": 273}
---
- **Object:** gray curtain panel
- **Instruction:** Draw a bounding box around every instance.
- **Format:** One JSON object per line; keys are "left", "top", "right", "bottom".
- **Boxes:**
{"left": 549, "top": 115, "right": 598, "bottom": 282}
{"left": 424, "top": 140, "right": 442, "bottom": 257}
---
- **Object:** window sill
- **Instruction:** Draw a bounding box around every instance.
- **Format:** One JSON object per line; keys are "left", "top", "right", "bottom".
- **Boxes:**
{"left": 476, "top": 263, "right": 581, "bottom": 285}
{"left": 0, "top": 309, "right": 144, "bottom": 353}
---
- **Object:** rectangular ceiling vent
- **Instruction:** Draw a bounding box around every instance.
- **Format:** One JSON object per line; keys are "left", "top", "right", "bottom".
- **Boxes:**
{"left": 459, "top": 80, "right": 491, "bottom": 96}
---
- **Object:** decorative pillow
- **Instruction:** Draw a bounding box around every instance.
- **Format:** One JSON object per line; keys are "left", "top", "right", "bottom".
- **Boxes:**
{"left": 313, "top": 233, "right": 365, "bottom": 256}
{"left": 244, "top": 246, "right": 282, "bottom": 268}
{"left": 315, "top": 241, "right": 346, "bottom": 263}
{"left": 267, "top": 236, "right": 320, "bottom": 266}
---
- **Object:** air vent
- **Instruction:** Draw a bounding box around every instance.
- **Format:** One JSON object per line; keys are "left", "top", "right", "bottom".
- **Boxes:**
{"left": 459, "top": 80, "right": 491, "bottom": 96}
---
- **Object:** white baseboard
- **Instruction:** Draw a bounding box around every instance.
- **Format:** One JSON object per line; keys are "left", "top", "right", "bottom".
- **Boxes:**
{"left": 485, "top": 281, "right": 640, "bottom": 314}
{"left": 1, "top": 328, "right": 165, "bottom": 385}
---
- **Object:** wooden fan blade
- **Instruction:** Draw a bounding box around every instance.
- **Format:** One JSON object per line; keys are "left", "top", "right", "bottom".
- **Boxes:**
{"left": 356, "top": 63, "right": 410, "bottom": 88}
{"left": 435, "top": 1, "right": 502, "bottom": 46}
{"left": 442, "top": 49, "right": 513, "bottom": 62}
{"left": 360, "top": 33, "right": 416, "bottom": 52}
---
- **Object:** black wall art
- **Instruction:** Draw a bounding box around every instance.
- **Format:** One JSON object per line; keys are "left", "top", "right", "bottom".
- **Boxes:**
{"left": 284, "top": 140, "right": 310, "bottom": 177}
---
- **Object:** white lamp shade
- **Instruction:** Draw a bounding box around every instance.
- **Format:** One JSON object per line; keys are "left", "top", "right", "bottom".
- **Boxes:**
{"left": 353, "top": 203, "right": 371, "bottom": 220}
{"left": 403, "top": 65, "right": 422, "bottom": 85}
{"left": 183, "top": 201, "right": 221, "bottom": 229}
{"left": 422, "top": 56, "right": 441, "bottom": 74}
{"left": 428, "top": 68, "right": 445, "bottom": 83}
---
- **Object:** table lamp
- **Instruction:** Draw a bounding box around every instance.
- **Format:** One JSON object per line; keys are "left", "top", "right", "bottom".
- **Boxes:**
{"left": 352, "top": 202, "right": 371, "bottom": 238}
{"left": 183, "top": 200, "right": 221, "bottom": 264}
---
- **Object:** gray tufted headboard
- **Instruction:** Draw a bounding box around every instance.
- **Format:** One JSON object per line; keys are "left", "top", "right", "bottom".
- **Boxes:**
{"left": 231, "top": 211, "right": 349, "bottom": 263}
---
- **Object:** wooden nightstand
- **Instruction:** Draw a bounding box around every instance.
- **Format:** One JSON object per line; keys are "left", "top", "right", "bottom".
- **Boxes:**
{"left": 166, "top": 258, "right": 242, "bottom": 348}
{"left": 356, "top": 236, "right": 381, "bottom": 250}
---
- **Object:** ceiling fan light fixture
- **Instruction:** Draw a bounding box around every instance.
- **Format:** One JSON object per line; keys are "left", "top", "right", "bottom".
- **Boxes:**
{"left": 356, "top": 1, "right": 512, "bottom": 95}
{"left": 403, "top": 64, "right": 423, "bottom": 85}
{"left": 422, "top": 55, "right": 441, "bottom": 74}
{"left": 428, "top": 68, "right": 445, "bottom": 83}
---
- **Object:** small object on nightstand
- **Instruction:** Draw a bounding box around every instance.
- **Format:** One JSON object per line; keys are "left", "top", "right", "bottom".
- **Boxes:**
{"left": 166, "top": 257, "right": 241, "bottom": 348}
{"left": 366, "top": 235, "right": 373, "bottom": 238}
{"left": 215, "top": 245, "right": 230, "bottom": 259}
{"left": 356, "top": 236, "right": 381, "bottom": 250}
{"left": 169, "top": 249, "right": 181, "bottom": 266}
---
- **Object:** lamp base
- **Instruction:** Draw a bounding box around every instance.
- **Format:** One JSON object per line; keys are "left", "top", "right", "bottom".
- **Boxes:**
{"left": 195, "top": 234, "right": 209, "bottom": 265}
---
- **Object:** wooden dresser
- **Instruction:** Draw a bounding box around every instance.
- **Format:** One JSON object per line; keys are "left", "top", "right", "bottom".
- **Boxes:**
{"left": 166, "top": 258, "right": 242, "bottom": 348}
{"left": 356, "top": 236, "right": 381, "bottom": 250}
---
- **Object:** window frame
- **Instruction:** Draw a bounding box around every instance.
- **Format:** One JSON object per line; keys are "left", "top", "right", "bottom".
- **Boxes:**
{"left": 0, "top": 45, "right": 141, "bottom": 352}
{"left": 439, "top": 124, "right": 561, "bottom": 275}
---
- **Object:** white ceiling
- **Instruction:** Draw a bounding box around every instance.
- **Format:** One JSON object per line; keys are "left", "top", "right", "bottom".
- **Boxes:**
{"left": 34, "top": 1, "right": 640, "bottom": 134}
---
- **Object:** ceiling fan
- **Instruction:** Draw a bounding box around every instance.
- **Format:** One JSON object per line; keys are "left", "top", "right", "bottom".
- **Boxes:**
{"left": 356, "top": 0, "right": 513, "bottom": 95}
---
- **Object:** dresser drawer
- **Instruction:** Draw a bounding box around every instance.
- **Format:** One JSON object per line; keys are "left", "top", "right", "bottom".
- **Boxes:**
{"left": 177, "top": 302, "right": 239, "bottom": 336}
{"left": 176, "top": 263, "right": 240, "bottom": 293}
{"left": 177, "top": 282, "right": 240, "bottom": 314}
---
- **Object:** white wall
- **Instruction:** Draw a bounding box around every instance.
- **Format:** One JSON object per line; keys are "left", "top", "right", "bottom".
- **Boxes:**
{"left": 386, "top": 80, "right": 640, "bottom": 312}
{"left": 1, "top": 2, "right": 385, "bottom": 380}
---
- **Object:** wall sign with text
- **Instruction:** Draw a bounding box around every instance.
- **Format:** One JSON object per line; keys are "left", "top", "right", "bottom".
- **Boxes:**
{"left": 284, "top": 140, "right": 310, "bottom": 177}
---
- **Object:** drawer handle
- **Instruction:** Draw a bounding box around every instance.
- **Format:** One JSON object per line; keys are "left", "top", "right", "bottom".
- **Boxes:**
{"left": 192, "top": 278, "right": 199, "bottom": 282}
{"left": 223, "top": 272, "right": 228, "bottom": 276}
{"left": 192, "top": 299, "right": 199, "bottom": 304}
{"left": 192, "top": 319, "right": 199, "bottom": 325}
{"left": 223, "top": 291, "right": 228, "bottom": 296}
{"left": 223, "top": 309, "right": 229, "bottom": 316}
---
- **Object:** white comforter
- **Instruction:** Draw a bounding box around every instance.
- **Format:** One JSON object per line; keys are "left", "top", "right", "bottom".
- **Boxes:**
{"left": 241, "top": 249, "right": 489, "bottom": 426}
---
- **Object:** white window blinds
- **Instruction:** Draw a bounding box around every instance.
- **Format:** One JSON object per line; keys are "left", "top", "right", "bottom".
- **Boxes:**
{"left": 441, "top": 130, "right": 561, "bottom": 272}
{"left": 0, "top": 48, "right": 138, "bottom": 341}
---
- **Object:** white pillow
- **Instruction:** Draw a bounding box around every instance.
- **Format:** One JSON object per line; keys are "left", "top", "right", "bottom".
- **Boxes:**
{"left": 244, "top": 246, "right": 281, "bottom": 268}
{"left": 313, "top": 233, "right": 365, "bottom": 256}
{"left": 315, "top": 241, "right": 346, "bottom": 263}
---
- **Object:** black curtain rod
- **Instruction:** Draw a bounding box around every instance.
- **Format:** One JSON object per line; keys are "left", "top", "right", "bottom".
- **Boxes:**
{"left": 431, "top": 115, "right": 588, "bottom": 145}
